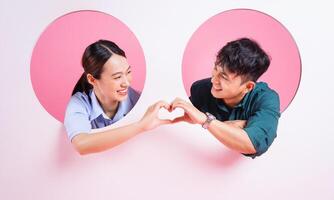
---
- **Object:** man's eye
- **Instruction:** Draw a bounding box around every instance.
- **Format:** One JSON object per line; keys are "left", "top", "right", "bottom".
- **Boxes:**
{"left": 127, "top": 70, "right": 132, "bottom": 74}
{"left": 220, "top": 75, "right": 228, "bottom": 80}
{"left": 114, "top": 76, "right": 121, "bottom": 79}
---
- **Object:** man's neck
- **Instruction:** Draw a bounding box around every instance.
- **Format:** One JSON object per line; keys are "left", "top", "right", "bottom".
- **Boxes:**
{"left": 223, "top": 92, "right": 247, "bottom": 108}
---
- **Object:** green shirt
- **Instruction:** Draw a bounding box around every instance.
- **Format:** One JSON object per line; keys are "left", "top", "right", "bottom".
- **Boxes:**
{"left": 190, "top": 78, "right": 280, "bottom": 158}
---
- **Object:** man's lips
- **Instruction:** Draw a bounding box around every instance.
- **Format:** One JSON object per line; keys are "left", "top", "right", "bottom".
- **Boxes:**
{"left": 212, "top": 85, "right": 222, "bottom": 91}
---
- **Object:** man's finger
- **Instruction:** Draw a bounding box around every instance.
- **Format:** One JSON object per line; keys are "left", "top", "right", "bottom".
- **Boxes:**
{"left": 171, "top": 101, "right": 188, "bottom": 111}
{"left": 171, "top": 115, "right": 186, "bottom": 123}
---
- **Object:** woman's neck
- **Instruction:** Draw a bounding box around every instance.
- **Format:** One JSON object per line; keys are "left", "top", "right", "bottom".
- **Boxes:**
{"left": 94, "top": 89, "right": 119, "bottom": 119}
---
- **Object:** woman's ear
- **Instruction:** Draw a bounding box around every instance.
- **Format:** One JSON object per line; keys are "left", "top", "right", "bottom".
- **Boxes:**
{"left": 86, "top": 74, "right": 96, "bottom": 86}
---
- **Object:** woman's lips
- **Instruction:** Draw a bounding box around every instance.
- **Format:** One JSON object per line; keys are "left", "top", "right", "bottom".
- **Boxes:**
{"left": 117, "top": 88, "right": 128, "bottom": 95}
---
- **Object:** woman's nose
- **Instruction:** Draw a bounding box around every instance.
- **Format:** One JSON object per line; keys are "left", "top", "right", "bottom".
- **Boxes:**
{"left": 121, "top": 76, "right": 130, "bottom": 87}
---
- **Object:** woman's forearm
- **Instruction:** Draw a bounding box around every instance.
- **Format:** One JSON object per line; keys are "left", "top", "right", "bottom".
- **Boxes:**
{"left": 71, "top": 100, "right": 172, "bottom": 155}
{"left": 72, "top": 122, "right": 144, "bottom": 155}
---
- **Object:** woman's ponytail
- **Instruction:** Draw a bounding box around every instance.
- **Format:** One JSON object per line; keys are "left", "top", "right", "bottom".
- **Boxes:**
{"left": 71, "top": 72, "right": 92, "bottom": 95}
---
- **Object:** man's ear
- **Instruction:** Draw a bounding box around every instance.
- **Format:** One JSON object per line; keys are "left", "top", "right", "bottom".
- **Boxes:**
{"left": 244, "top": 81, "right": 255, "bottom": 93}
{"left": 86, "top": 74, "right": 96, "bottom": 86}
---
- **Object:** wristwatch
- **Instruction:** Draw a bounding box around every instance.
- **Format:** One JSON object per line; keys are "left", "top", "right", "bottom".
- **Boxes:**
{"left": 202, "top": 112, "right": 216, "bottom": 129}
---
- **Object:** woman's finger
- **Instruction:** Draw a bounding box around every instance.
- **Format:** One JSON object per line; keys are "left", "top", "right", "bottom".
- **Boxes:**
{"left": 159, "top": 119, "right": 172, "bottom": 125}
{"left": 154, "top": 100, "right": 171, "bottom": 111}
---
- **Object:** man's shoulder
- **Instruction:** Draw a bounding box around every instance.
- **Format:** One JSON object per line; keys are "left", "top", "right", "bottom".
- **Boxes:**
{"left": 255, "top": 82, "right": 279, "bottom": 98}
{"left": 189, "top": 78, "right": 213, "bottom": 109}
{"left": 251, "top": 82, "right": 280, "bottom": 109}
{"left": 190, "top": 78, "right": 212, "bottom": 95}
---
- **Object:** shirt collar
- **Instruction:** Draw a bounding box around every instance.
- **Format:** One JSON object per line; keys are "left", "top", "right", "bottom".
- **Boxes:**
{"left": 215, "top": 83, "right": 259, "bottom": 111}
{"left": 112, "top": 95, "right": 132, "bottom": 122}
{"left": 89, "top": 89, "right": 131, "bottom": 122}
{"left": 234, "top": 92, "right": 250, "bottom": 108}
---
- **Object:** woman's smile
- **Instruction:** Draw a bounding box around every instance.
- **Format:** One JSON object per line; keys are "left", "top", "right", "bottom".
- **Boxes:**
{"left": 117, "top": 88, "right": 128, "bottom": 96}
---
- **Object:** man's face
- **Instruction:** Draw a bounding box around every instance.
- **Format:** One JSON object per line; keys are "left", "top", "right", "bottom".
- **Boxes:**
{"left": 210, "top": 65, "right": 249, "bottom": 104}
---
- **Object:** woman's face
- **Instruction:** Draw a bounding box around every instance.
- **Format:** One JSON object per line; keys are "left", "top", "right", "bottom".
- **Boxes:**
{"left": 94, "top": 54, "right": 132, "bottom": 102}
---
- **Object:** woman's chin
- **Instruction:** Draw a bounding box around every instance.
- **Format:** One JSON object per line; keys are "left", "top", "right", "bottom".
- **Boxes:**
{"left": 115, "top": 93, "right": 128, "bottom": 101}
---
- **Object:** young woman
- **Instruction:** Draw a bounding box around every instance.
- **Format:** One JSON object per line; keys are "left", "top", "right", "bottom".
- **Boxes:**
{"left": 64, "top": 40, "right": 171, "bottom": 155}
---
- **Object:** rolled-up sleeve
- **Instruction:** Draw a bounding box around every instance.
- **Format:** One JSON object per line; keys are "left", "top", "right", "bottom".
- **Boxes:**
{"left": 243, "top": 91, "right": 280, "bottom": 158}
{"left": 64, "top": 95, "right": 91, "bottom": 141}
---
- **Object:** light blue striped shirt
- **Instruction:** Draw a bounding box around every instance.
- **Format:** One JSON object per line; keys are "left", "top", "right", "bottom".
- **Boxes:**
{"left": 64, "top": 87, "right": 140, "bottom": 141}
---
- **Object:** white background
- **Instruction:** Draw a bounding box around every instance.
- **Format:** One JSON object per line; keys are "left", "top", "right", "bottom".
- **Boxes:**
{"left": 1, "top": 0, "right": 333, "bottom": 199}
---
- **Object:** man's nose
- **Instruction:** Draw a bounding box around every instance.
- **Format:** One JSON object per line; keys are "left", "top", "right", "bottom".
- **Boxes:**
{"left": 211, "top": 70, "right": 219, "bottom": 84}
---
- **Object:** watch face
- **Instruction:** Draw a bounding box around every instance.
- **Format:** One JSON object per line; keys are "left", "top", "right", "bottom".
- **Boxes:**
{"left": 203, "top": 112, "right": 216, "bottom": 129}
{"left": 206, "top": 112, "right": 216, "bottom": 120}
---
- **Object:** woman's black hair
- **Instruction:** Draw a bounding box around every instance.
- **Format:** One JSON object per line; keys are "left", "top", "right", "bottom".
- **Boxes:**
{"left": 72, "top": 40, "right": 126, "bottom": 95}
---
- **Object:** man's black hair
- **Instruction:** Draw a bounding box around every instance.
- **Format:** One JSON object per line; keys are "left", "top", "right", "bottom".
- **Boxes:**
{"left": 215, "top": 38, "right": 270, "bottom": 82}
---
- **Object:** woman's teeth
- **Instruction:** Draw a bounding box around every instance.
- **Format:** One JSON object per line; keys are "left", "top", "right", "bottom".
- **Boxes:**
{"left": 117, "top": 88, "right": 128, "bottom": 95}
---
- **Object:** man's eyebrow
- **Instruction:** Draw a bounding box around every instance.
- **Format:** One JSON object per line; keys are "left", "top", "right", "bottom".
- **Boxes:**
{"left": 111, "top": 66, "right": 131, "bottom": 76}
{"left": 219, "top": 67, "right": 229, "bottom": 79}
{"left": 220, "top": 72, "right": 229, "bottom": 78}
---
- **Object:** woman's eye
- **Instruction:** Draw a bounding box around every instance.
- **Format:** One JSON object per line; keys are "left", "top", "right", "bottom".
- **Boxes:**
{"left": 127, "top": 70, "right": 132, "bottom": 74}
{"left": 114, "top": 76, "right": 121, "bottom": 79}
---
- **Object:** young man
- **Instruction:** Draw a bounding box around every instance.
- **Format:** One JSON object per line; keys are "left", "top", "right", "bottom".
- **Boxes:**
{"left": 172, "top": 38, "right": 280, "bottom": 158}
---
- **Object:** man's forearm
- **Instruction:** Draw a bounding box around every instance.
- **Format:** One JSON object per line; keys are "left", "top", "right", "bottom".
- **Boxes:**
{"left": 207, "top": 120, "right": 256, "bottom": 154}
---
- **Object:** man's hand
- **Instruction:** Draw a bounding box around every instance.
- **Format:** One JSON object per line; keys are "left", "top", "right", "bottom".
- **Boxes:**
{"left": 170, "top": 98, "right": 207, "bottom": 125}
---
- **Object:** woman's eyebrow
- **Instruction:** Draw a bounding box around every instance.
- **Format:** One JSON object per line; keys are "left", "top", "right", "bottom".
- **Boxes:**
{"left": 111, "top": 66, "right": 131, "bottom": 76}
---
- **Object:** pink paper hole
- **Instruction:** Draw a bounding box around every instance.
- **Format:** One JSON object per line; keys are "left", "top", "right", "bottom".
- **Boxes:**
{"left": 182, "top": 9, "right": 301, "bottom": 112}
{"left": 30, "top": 10, "right": 146, "bottom": 122}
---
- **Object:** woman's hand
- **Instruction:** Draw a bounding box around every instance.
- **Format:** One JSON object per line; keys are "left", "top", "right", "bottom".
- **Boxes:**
{"left": 138, "top": 100, "right": 172, "bottom": 131}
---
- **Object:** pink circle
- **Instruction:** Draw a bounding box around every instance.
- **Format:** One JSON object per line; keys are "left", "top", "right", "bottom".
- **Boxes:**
{"left": 30, "top": 10, "right": 146, "bottom": 122}
{"left": 182, "top": 9, "right": 301, "bottom": 112}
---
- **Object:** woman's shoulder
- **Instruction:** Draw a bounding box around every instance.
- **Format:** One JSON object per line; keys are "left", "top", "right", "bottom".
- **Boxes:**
{"left": 66, "top": 91, "right": 93, "bottom": 113}
{"left": 128, "top": 87, "right": 141, "bottom": 104}
{"left": 71, "top": 91, "right": 91, "bottom": 103}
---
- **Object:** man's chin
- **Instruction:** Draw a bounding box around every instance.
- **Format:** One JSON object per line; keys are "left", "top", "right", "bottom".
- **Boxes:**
{"left": 211, "top": 88, "right": 223, "bottom": 98}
